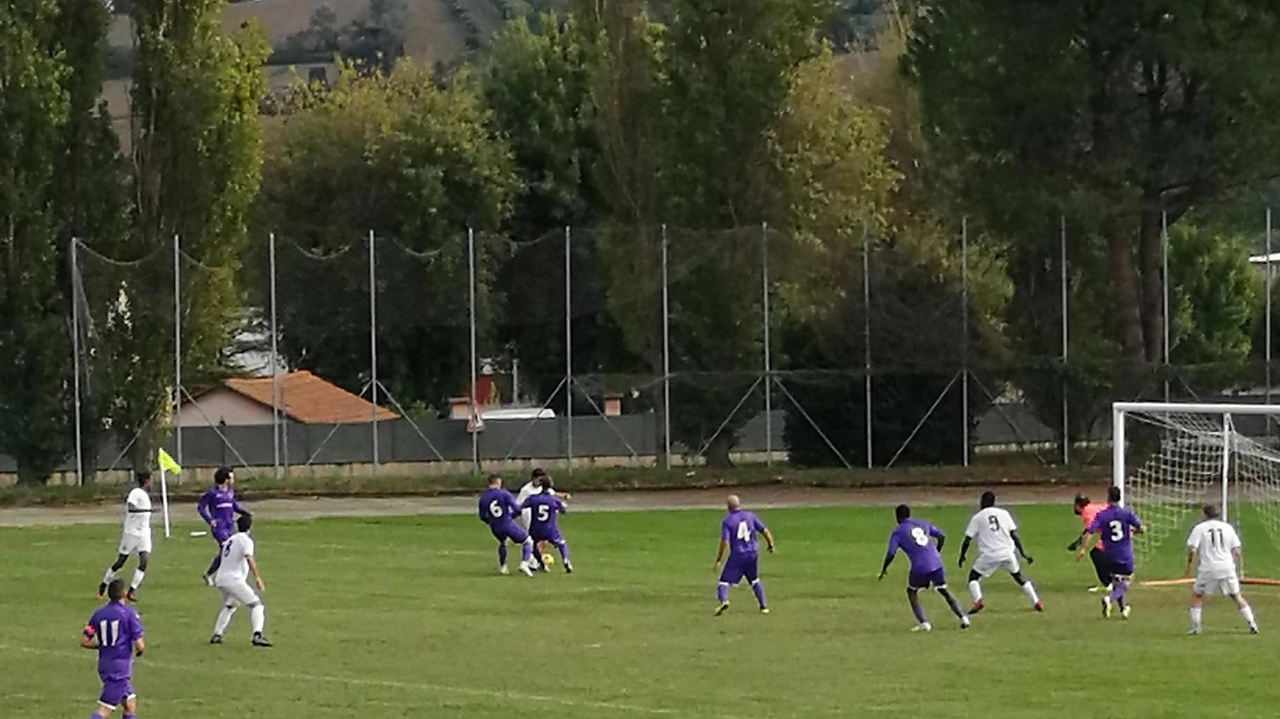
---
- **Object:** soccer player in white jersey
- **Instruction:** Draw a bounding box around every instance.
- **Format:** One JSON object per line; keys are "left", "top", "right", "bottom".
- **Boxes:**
{"left": 97, "top": 473, "right": 154, "bottom": 603}
{"left": 1185, "top": 504, "right": 1258, "bottom": 635}
{"left": 957, "top": 490, "right": 1043, "bottom": 614}
{"left": 210, "top": 514, "right": 272, "bottom": 647}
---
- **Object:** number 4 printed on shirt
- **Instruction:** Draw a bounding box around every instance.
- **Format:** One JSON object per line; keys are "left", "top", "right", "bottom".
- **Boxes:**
{"left": 737, "top": 521, "right": 752, "bottom": 542}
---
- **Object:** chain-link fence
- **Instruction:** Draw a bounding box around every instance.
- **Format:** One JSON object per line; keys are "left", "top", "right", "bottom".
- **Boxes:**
{"left": 38, "top": 214, "right": 1280, "bottom": 483}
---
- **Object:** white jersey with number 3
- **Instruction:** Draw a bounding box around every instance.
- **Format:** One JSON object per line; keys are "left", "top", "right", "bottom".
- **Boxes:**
{"left": 215, "top": 533, "right": 255, "bottom": 586}
{"left": 964, "top": 507, "right": 1017, "bottom": 558}
{"left": 1187, "top": 519, "right": 1240, "bottom": 579}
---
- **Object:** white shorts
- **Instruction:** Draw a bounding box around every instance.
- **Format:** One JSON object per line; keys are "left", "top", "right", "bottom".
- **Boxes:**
{"left": 972, "top": 553, "right": 1020, "bottom": 579}
{"left": 1193, "top": 574, "right": 1241, "bottom": 597}
{"left": 216, "top": 580, "right": 262, "bottom": 607}
{"left": 118, "top": 533, "right": 152, "bottom": 556}
{"left": 520, "top": 509, "right": 532, "bottom": 528}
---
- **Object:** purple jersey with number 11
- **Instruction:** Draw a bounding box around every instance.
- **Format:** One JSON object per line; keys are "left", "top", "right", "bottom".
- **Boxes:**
{"left": 1089, "top": 505, "right": 1143, "bottom": 567}
{"left": 887, "top": 519, "right": 945, "bottom": 574}
{"left": 721, "top": 510, "right": 766, "bottom": 557}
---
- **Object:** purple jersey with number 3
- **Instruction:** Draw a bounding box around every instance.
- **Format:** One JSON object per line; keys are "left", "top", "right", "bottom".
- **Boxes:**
{"left": 721, "top": 510, "right": 766, "bottom": 557}
{"left": 1089, "top": 505, "right": 1143, "bottom": 566}
{"left": 887, "top": 519, "right": 945, "bottom": 574}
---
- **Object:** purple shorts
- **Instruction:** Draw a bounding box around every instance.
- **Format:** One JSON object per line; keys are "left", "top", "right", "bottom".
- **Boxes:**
{"left": 908, "top": 568, "right": 947, "bottom": 590}
{"left": 99, "top": 677, "right": 135, "bottom": 707}
{"left": 212, "top": 526, "right": 233, "bottom": 545}
{"left": 1106, "top": 558, "right": 1135, "bottom": 577}
{"left": 719, "top": 554, "right": 759, "bottom": 586}
{"left": 490, "top": 522, "right": 529, "bottom": 544}
{"left": 530, "top": 528, "right": 563, "bottom": 544}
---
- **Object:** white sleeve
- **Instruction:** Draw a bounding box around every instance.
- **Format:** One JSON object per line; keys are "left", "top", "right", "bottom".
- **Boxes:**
{"left": 1185, "top": 524, "right": 1201, "bottom": 550}
{"left": 243, "top": 536, "right": 255, "bottom": 558}
{"left": 126, "top": 489, "right": 143, "bottom": 510}
{"left": 1002, "top": 509, "right": 1017, "bottom": 532}
{"left": 964, "top": 514, "right": 979, "bottom": 539}
{"left": 1227, "top": 525, "right": 1242, "bottom": 551}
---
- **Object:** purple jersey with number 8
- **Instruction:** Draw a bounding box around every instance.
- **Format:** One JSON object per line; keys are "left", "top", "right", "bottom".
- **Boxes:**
{"left": 886, "top": 519, "right": 945, "bottom": 574}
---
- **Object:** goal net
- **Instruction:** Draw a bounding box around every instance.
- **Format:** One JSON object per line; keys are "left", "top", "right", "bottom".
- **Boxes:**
{"left": 1114, "top": 402, "right": 1280, "bottom": 584}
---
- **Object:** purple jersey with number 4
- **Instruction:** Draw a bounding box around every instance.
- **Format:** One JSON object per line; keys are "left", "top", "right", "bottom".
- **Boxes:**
{"left": 721, "top": 510, "right": 766, "bottom": 557}
{"left": 1089, "top": 505, "right": 1143, "bottom": 567}
{"left": 522, "top": 493, "right": 566, "bottom": 539}
{"left": 887, "top": 519, "right": 945, "bottom": 574}
{"left": 85, "top": 601, "right": 143, "bottom": 682}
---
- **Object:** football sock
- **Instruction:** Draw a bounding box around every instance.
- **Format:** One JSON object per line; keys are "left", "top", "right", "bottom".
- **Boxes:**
{"left": 553, "top": 539, "right": 570, "bottom": 562}
{"left": 1110, "top": 580, "right": 1129, "bottom": 606}
{"left": 205, "top": 554, "right": 221, "bottom": 577}
{"left": 130, "top": 569, "right": 145, "bottom": 591}
{"left": 910, "top": 602, "right": 927, "bottom": 624}
{"left": 102, "top": 567, "right": 117, "bottom": 585}
{"left": 250, "top": 604, "right": 266, "bottom": 634}
{"left": 1240, "top": 605, "right": 1256, "bottom": 628}
{"left": 497, "top": 544, "right": 508, "bottom": 567}
{"left": 967, "top": 580, "right": 982, "bottom": 603}
{"left": 521, "top": 540, "right": 534, "bottom": 564}
{"left": 1189, "top": 606, "right": 1203, "bottom": 632}
{"left": 938, "top": 588, "right": 965, "bottom": 619}
{"left": 214, "top": 606, "right": 237, "bottom": 636}
{"left": 751, "top": 579, "right": 767, "bottom": 608}
{"left": 1021, "top": 581, "right": 1040, "bottom": 605}
{"left": 716, "top": 582, "right": 729, "bottom": 603}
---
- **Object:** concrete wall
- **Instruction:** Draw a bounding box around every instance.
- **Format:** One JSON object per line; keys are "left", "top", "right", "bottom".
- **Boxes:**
{"left": 177, "top": 389, "right": 275, "bottom": 428}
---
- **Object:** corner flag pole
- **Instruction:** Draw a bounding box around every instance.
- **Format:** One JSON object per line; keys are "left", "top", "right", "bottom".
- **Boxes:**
{"left": 158, "top": 449, "right": 182, "bottom": 539}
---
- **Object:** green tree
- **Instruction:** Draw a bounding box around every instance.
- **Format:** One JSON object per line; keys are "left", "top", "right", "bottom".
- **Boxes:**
{"left": 0, "top": 0, "right": 74, "bottom": 484}
{"left": 258, "top": 61, "right": 515, "bottom": 409}
{"left": 907, "top": 0, "right": 1280, "bottom": 388}
{"left": 104, "top": 0, "right": 269, "bottom": 470}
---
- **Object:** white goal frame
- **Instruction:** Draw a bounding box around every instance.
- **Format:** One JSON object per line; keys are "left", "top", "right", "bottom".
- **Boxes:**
{"left": 1113, "top": 401, "right": 1280, "bottom": 585}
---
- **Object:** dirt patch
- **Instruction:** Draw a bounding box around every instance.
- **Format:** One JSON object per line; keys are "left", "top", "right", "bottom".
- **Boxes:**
{"left": 0, "top": 483, "right": 1107, "bottom": 528}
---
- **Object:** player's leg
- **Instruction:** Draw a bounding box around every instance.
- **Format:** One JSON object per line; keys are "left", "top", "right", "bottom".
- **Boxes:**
{"left": 716, "top": 559, "right": 744, "bottom": 615}
{"left": 203, "top": 533, "right": 228, "bottom": 585}
{"left": 1188, "top": 582, "right": 1205, "bottom": 634}
{"left": 548, "top": 533, "right": 572, "bottom": 572}
{"left": 742, "top": 556, "right": 767, "bottom": 612}
{"left": 99, "top": 553, "right": 129, "bottom": 598}
{"left": 121, "top": 693, "right": 137, "bottom": 719}
{"left": 496, "top": 539, "right": 509, "bottom": 573}
{"left": 936, "top": 586, "right": 968, "bottom": 623}
{"left": 211, "top": 587, "right": 238, "bottom": 642}
{"left": 1226, "top": 576, "right": 1258, "bottom": 633}
{"left": 965, "top": 569, "right": 985, "bottom": 612}
{"left": 92, "top": 678, "right": 129, "bottom": 719}
{"left": 905, "top": 587, "right": 930, "bottom": 630}
{"left": 1109, "top": 565, "right": 1132, "bottom": 617}
{"left": 1009, "top": 570, "right": 1042, "bottom": 609}
{"left": 1088, "top": 547, "right": 1111, "bottom": 590}
{"left": 248, "top": 596, "right": 271, "bottom": 647}
{"left": 128, "top": 548, "right": 150, "bottom": 601}
{"left": 90, "top": 701, "right": 116, "bottom": 719}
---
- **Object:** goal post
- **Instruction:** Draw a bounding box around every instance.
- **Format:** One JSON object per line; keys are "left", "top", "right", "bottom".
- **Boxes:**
{"left": 1112, "top": 401, "right": 1280, "bottom": 586}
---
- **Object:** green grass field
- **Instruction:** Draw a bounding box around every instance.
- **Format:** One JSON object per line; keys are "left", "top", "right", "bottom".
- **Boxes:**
{"left": 2, "top": 503, "right": 1276, "bottom": 718}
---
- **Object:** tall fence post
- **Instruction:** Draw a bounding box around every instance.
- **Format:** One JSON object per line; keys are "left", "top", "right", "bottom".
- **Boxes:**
{"left": 661, "top": 224, "right": 672, "bottom": 469}
{"left": 762, "top": 222, "right": 772, "bottom": 466}
{"left": 961, "top": 217, "right": 970, "bottom": 467}
{"left": 173, "top": 233, "right": 183, "bottom": 467}
{"left": 1267, "top": 208, "right": 1273, "bottom": 432}
{"left": 270, "top": 232, "right": 281, "bottom": 480}
{"left": 1060, "top": 216, "right": 1069, "bottom": 465}
{"left": 368, "top": 229, "right": 379, "bottom": 473}
{"left": 565, "top": 225, "right": 573, "bottom": 473}
{"left": 863, "top": 222, "right": 873, "bottom": 468}
{"left": 71, "top": 238, "right": 84, "bottom": 485}
{"left": 468, "top": 227, "right": 480, "bottom": 474}
{"left": 1162, "top": 211, "right": 1170, "bottom": 402}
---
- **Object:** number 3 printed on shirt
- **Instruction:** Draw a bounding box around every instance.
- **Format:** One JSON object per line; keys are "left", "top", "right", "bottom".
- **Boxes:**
{"left": 1108, "top": 519, "right": 1125, "bottom": 542}
{"left": 910, "top": 527, "right": 929, "bottom": 546}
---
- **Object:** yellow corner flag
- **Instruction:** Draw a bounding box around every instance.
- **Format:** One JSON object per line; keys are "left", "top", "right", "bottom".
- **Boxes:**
{"left": 158, "top": 448, "right": 182, "bottom": 475}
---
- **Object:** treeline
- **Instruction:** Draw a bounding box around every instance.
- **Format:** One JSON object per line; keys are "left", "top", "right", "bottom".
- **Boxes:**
{"left": 4, "top": 0, "right": 1280, "bottom": 484}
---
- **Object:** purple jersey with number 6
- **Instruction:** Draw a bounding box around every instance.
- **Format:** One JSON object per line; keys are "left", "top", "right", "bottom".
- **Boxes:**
{"left": 887, "top": 519, "right": 945, "bottom": 574}
{"left": 1089, "top": 505, "right": 1143, "bottom": 567}
{"left": 721, "top": 510, "right": 766, "bottom": 557}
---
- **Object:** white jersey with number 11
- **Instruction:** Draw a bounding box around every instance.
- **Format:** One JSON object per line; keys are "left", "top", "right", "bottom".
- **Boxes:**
{"left": 1187, "top": 519, "right": 1240, "bottom": 579}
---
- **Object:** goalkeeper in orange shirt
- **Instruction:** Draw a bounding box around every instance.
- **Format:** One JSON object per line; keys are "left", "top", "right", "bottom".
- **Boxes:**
{"left": 1069, "top": 494, "right": 1111, "bottom": 592}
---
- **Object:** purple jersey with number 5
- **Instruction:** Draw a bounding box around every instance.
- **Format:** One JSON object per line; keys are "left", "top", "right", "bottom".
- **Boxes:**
{"left": 1089, "top": 505, "right": 1143, "bottom": 566}
{"left": 887, "top": 519, "right": 945, "bottom": 574}
{"left": 721, "top": 510, "right": 766, "bottom": 558}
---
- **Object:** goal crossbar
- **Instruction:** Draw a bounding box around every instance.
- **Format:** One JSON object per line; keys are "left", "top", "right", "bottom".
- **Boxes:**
{"left": 1114, "top": 402, "right": 1280, "bottom": 416}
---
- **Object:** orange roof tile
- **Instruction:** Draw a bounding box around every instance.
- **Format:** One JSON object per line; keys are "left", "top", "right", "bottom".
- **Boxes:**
{"left": 218, "top": 371, "right": 399, "bottom": 424}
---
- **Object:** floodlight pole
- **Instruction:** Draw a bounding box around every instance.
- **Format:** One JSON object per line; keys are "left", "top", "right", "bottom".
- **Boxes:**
{"left": 961, "top": 217, "right": 970, "bottom": 467}
{"left": 469, "top": 227, "right": 480, "bottom": 474}
{"left": 661, "top": 224, "right": 672, "bottom": 469}
{"left": 1267, "top": 209, "right": 1273, "bottom": 424}
{"left": 863, "top": 223, "right": 872, "bottom": 468}
{"left": 1061, "top": 216, "right": 1069, "bottom": 465}
{"left": 71, "top": 238, "right": 84, "bottom": 486}
{"left": 173, "top": 233, "right": 183, "bottom": 467}
{"left": 565, "top": 225, "right": 573, "bottom": 472}
{"left": 1162, "top": 211, "right": 1170, "bottom": 403}
{"left": 270, "top": 232, "right": 281, "bottom": 480}
{"left": 368, "top": 229, "right": 379, "bottom": 474}
{"left": 762, "top": 222, "right": 772, "bottom": 466}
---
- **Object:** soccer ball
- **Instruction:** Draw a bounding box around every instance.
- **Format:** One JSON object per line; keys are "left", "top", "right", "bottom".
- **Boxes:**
{"left": 541, "top": 553, "right": 556, "bottom": 566}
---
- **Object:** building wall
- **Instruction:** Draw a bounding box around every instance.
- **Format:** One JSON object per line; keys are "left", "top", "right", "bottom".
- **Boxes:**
{"left": 178, "top": 389, "right": 275, "bottom": 428}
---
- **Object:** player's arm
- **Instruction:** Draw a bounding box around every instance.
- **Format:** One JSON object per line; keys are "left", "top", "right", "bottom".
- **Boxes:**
{"left": 127, "top": 497, "right": 150, "bottom": 514}
{"left": 196, "top": 491, "right": 213, "bottom": 524}
{"left": 80, "top": 624, "right": 98, "bottom": 650}
{"left": 133, "top": 636, "right": 146, "bottom": 657}
{"left": 1074, "top": 531, "right": 1098, "bottom": 562}
{"left": 761, "top": 527, "right": 776, "bottom": 553}
{"left": 1009, "top": 530, "right": 1033, "bottom": 563}
{"left": 247, "top": 555, "right": 265, "bottom": 590}
{"left": 957, "top": 536, "right": 972, "bottom": 568}
{"left": 1232, "top": 546, "right": 1243, "bottom": 575}
{"left": 1183, "top": 547, "right": 1197, "bottom": 577}
{"left": 878, "top": 535, "right": 899, "bottom": 579}
{"left": 232, "top": 499, "right": 249, "bottom": 517}
{"left": 930, "top": 525, "right": 946, "bottom": 553}
{"left": 713, "top": 538, "right": 729, "bottom": 569}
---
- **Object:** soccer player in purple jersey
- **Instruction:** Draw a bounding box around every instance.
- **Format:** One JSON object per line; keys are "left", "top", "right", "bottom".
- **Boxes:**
{"left": 1076, "top": 486, "right": 1145, "bottom": 618}
{"left": 522, "top": 477, "right": 573, "bottom": 573}
{"left": 197, "top": 467, "right": 250, "bottom": 586}
{"left": 879, "top": 504, "right": 971, "bottom": 631}
{"left": 81, "top": 579, "right": 145, "bottom": 719}
{"left": 479, "top": 474, "right": 535, "bottom": 576}
{"left": 713, "top": 495, "right": 775, "bottom": 616}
